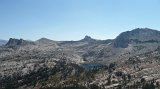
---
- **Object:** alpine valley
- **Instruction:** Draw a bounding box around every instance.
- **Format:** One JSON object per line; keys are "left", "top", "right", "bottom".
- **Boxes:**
{"left": 1, "top": 28, "right": 160, "bottom": 89}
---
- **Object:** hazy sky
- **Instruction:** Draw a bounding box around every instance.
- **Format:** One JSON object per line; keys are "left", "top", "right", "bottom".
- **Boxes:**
{"left": 0, "top": 0, "right": 160, "bottom": 41}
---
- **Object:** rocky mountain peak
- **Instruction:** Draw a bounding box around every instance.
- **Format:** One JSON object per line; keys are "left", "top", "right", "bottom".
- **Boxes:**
{"left": 36, "top": 38, "right": 56, "bottom": 44}
{"left": 80, "top": 35, "right": 96, "bottom": 42}
{"left": 113, "top": 28, "right": 160, "bottom": 48}
{"left": 6, "top": 38, "right": 34, "bottom": 47}
{"left": 37, "top": 37, "right": 52, "bottom": 42}
{"left": 131, "top": 28, "right": 159, "bottom": 34}
{"left": 84, "top": 35, "right": 92, "bottom": 39}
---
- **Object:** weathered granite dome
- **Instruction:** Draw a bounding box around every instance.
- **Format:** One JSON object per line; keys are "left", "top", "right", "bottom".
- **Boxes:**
{"left": 113, "top": 28, "right": 160, "bottom": 48}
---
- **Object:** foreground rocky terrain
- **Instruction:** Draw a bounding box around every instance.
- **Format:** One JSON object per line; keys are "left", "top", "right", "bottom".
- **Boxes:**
{"left": 1, "top": 28, "right": 160, "bottom": 89}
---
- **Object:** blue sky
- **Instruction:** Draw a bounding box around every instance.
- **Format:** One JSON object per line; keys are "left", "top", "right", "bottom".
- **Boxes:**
{"left": 0, "top": 0, "right": 160, "bottom": 41}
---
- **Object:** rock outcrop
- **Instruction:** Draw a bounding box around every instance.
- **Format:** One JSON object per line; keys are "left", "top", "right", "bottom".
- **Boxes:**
{"left": 113, "top": 28, "right": 160, "bottom": 48}
{"left": 1, "top": 28, "right": 160, "bottom": 89}
{"left": 80, "top": 35, "right": 96, "bottom": 42}
{"left": 5, "top": 38, "right": 34, "bottom": 47}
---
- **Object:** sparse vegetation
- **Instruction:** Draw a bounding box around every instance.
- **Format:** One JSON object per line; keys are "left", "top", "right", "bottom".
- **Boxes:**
{"left": 1, "top": 28, "right": 160, "bottom": 89}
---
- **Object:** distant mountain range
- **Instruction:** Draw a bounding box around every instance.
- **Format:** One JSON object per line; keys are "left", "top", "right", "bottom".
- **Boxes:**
{"left": 0, "top": 39, "right": 7, "bottom": 46}
{"left": 2, "top": 28, "right": 160, "bottom": 62}
{"left": 4, "top": 28, "right": 160, "bottom": 47}
{"left": 2, "top": 28, "right": 160, "bottom": 64}
{"left": 1, "top": 28, "right": 160, "bottom": 89}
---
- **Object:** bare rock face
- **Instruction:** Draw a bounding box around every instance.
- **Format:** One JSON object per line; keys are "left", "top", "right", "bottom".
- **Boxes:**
{"left": 114, "top": 28, "right": 160, "bottom": 48}
{"left": 5, "top": 38, "right": 34, "bottom": 47}
{"left": 1, "top": 28, "right": 160, "bottom": 89}
{"left": 36, "top": 38, "right": 55, "bottom": 44}
{"left": 80, "top": 35, "right": 96, "bottom": 42}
